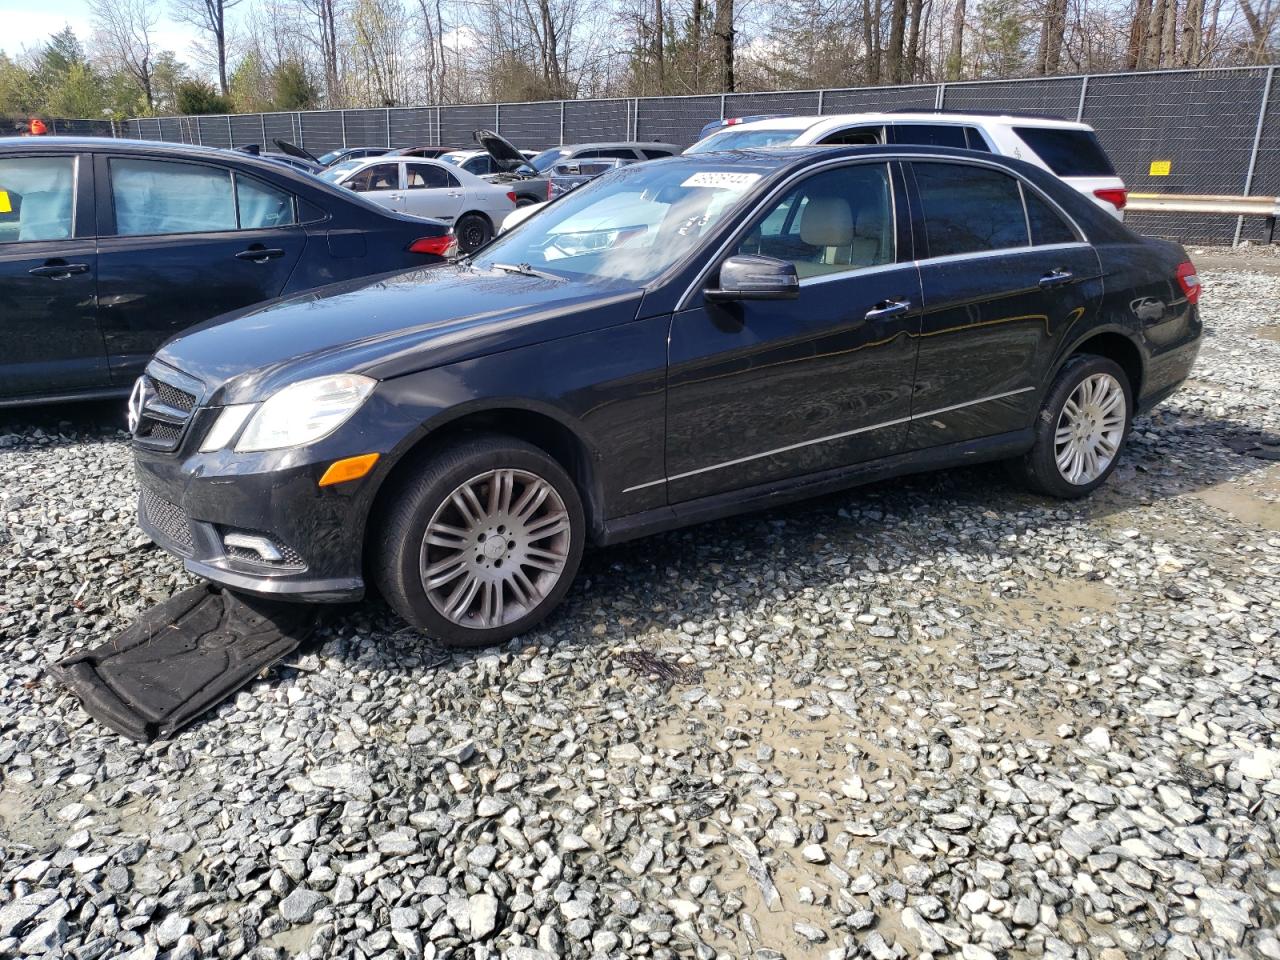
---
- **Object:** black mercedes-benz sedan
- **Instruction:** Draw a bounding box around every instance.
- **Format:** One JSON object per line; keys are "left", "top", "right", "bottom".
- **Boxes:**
{"left": 131, "top": 145, "right": 1201, "bottom": 647}
{"left": 0, "top": 137, "right": 455, "bottom": 406}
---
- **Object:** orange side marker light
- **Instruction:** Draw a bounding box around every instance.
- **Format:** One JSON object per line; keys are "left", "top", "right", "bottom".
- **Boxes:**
{"left": 319, "top": 453, "right": 380, "bottom": 487}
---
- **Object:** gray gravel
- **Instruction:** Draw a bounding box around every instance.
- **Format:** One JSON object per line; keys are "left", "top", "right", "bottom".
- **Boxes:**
{"left": 2, "top": 266, "right": 1278, "bottom": 959}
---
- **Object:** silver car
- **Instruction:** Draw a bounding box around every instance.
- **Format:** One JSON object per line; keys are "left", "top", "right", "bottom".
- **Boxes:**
{"left": 320, "top": 157, "right": 517, "bottom": 252}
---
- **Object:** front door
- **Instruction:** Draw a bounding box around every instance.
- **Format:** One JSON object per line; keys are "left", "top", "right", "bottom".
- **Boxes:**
{"left": 0, "top": 153, "right": 106, "bottom": 399}
{"left": 401, "top": 163, "right": 465, "bottom": 223}
{"left": 905, "top": 159, "right": 1103, "bottom": 450}
{"left": 95, "top": 155, "right": 307, "bottom": 385}
{"left": 346, "top": 161, "right": 404, "bottom": 213}
{"left": 665, "top": 161, "right": 922, "bottom": 503}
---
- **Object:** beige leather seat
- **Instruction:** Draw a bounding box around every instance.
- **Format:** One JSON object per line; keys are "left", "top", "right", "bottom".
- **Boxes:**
{"left": 797, "top": 196, "right": 881, "bottom": 277}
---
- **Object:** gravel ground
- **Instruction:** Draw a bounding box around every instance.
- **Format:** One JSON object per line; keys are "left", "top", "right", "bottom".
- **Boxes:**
{"left": 2, "top": 267, "right": 1278, "bottom": 960}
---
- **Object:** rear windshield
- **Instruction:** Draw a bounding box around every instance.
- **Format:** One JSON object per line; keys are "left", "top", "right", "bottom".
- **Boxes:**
{"left": 1013, "top": 127, "right": 1117, "bottom": 177}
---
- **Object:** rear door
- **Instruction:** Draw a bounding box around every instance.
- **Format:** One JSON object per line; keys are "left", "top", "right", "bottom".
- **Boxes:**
{"left": 904, "top": 159, "right": 1102, "bottom": 451}
{"left": 401, "top": 162, "right": 465, "bottom": 223}
{"left": 95, "top": 154, "right": 307, "bottom": 385}
{"left": 0, "top": 151, "right": 105, "bottom": 399}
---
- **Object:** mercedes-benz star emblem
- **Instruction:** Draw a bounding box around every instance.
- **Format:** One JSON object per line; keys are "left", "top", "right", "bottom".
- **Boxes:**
{"left": 126, "top": 377, "right": 150, "bottom": 435}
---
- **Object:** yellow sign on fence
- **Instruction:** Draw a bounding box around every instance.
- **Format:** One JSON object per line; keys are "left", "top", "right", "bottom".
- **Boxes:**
{"left": 1149, "top": 160, "right": 1172, "bottom": 177}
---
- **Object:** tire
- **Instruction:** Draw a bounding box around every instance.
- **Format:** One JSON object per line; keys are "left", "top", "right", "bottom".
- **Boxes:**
{"left": 455, "top": 213, "right": 493, "bottom": 253}
{"left": 373, "top": 435, "right": 585, "bottom": 647}
{"left": 1013, "top": 354, "right": 1133, "bottom": 499}
{"left": 515, "top": 196, "right": 536, "bottom": 208}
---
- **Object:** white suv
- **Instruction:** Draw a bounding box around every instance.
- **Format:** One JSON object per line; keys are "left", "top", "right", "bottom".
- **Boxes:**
{"left": 685, "top": 112, "right": 1128, "bottom": 219}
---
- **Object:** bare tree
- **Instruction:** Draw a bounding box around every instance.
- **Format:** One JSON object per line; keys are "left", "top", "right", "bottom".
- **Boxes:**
{"left": 171, "top": 0, "right": 240, "bottom": 94}
{"left": 947, "top": 0, "right": 967, "bottom": 77}
{"left": 91, "top": 0, "right": 159, "bottom": 108}
{"left": 299, "top": 0, "right": 342, "bottom": 104}
{"left": 714, "top": 0, "right": 735, "bottom": 91}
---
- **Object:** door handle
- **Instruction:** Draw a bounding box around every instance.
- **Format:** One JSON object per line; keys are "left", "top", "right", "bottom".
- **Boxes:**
{"left": 1039, "top": 269, "right": 1074, "bottom": 288}
{"left": 235, "top": 247, "right": 286, "bottom": 263}
{"left": 864, "top": 298, "right": 912, "bottom": 321}
{"left": 29, "top": 261, "right": 89, "bottom": 279}
{"left": 447, "top": 191, "right": 463, "bottom": 198}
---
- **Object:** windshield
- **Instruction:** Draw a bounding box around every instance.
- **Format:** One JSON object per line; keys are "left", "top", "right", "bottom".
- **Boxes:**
{"left": 473, "top": 160, "right": 770, "bottom": 286}
{"left": 530, "top": 148, "right": 571, "bottom": 172}
{"left": 685, "top": 127, "right": 808, "bottom": 154}
{"left": 440, "top": 154, "right": 465, "bottom": 166}
{"left": 318, "top": 150, "right": 346, "bottom": 165}
{"left": 318, "top": 160, "right": 362, "bottom": 182}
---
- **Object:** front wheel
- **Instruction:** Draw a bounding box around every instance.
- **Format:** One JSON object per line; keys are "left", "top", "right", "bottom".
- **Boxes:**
{"left": 1014, "top": 354, "right": 1132, "bottom": 499}
{"left": 454, "top": 213, "right": 493, "bottom": 253}
{"left": 373, "top": 436, "right": 585, "bottom": 647}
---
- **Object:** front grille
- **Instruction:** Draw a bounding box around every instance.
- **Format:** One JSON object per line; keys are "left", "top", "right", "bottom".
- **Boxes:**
{"left": 141, "top": 488, "right": 194, "bottom": 553}
{"left": 151, "top": 379, "right": 196, "bottom": 412}
{"left": 221, "top": 528, "right": 305, "bottom": 568}
{"left": 133, "top": 366, "right": 203, "bottom": 453}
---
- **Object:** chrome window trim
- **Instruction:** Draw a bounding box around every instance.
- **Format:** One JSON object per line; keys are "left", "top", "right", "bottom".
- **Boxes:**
{"left": 623, "top": 385, "right": 1035, "bottom": 493}
{"left": 675, "top": 151, "right": 1090, "bottom": 312}
{"left": 912, "top": 240, "right": 1092, "bottom": 269}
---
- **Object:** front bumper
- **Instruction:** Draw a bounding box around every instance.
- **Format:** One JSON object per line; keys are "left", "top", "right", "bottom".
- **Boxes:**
{"left": 133, "top": 397, "right": 405, "bottom": 603}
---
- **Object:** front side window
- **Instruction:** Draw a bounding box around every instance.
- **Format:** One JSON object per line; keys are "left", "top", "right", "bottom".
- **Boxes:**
{"left": 818, "top": 126, "right": 883, "bottom": 146}
{"left": 913, "top": 161, "right": 1028, "bottom": 257}
{"left": 111, "top": 158, "right": 236, "bottom": 236}
{"left": 735, "top": 163, "right": 894, "bottom": 279}
{"left": 406, "top": 164, "right": 450, "bottom": 189}
{"left": 346, "top": 163, "right": 400, "bottom": 192}
{"left": 0, "top": 155, "right": 75, "bottom": 243}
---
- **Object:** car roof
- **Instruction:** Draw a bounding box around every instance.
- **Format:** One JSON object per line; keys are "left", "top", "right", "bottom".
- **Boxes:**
{"left": 721, "top": 112, "right": 1093, "bottom": 132}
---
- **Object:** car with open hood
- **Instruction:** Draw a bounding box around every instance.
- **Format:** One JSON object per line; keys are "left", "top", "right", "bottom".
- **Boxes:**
{"left": 131, "top": 144, "right": 1201, "bottom": 648}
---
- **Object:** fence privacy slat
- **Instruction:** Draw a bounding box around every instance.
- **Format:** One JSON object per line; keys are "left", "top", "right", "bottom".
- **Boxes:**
{"left": 35, "top": 66, "right": 1280, "bottom": 244}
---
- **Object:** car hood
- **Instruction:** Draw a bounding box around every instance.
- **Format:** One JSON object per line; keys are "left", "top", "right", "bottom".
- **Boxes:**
{"left": 155, "top": 264, "right": 644, "bottom": 405}
{"left": 474, "top": 128, "right": 530, "bottom": 173}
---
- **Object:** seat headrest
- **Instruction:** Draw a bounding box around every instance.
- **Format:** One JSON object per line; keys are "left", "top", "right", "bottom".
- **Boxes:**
{"left": 800, "top": 196, "right": 854, "bottom": 247}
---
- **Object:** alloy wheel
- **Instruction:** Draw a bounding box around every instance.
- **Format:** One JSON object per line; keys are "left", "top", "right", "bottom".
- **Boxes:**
{"left": 1054, "top": 372, "right": 1126, "bottom": 485}
{"left": 419, "top": 468, "right": 571, "bottom": 629}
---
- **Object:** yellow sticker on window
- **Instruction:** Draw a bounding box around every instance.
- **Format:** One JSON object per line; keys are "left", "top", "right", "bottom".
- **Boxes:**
{"left": 0, "top": 190, "right": 10, "bottom": 214}
{"left": 1149, "top": 160, "right": 1171, "bottom": 177}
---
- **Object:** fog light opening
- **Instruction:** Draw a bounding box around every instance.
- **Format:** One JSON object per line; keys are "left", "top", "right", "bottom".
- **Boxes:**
{"left": 222, "top": 533, "right": 284, "bottom": 563}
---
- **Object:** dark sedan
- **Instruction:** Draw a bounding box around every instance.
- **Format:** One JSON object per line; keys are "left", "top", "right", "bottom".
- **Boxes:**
{"left": 0, "top": 137, "right": 455, "bottom": 405}
{"left": 132, "top": 145, "right": 1201, "bottom": 647}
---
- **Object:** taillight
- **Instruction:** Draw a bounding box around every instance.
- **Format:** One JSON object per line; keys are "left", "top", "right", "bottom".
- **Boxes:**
{"left": 1094, "top": 188, "right": 1128, "bottom": 210}
{"left": 506, "top": 191, "right": 518, "bottom": 204}
{"left": 408, "top": 234, "right": 457, "bottom": 257}
{"left": 546, "top": 178, "right": 552, "bottom": 201}
{"left": 1176, "top": 261, "right": 1201, "bottom": 305}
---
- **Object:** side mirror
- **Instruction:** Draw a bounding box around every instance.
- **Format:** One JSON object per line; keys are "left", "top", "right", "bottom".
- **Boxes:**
{"left": 705, "top": 254, "right": 799, "bottom": 302}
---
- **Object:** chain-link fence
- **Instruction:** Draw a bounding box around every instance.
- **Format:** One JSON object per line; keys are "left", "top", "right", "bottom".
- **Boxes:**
{"left": 37, "top": 65, "right": 1280, "bottom": 244}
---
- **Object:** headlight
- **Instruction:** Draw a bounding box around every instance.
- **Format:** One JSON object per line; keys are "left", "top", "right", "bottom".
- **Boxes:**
{"left": 235, "top": 374, "right": 375, "bottom": 452}
{"left": 199, "top": 404, "right": 255, "bottom": 452}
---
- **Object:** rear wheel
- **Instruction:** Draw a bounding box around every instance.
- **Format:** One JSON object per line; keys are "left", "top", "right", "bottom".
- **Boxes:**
{"left": 455, "top": 213, "right": 493, "bottom": 253}
{"left": 1014, "top": 354, "right": 1132, "bottom": 498}
{"left": 373, "top": 435, "right": 584, "bottom": 647}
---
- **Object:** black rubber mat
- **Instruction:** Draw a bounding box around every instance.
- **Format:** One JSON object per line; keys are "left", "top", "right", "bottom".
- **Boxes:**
{"left": 52, "top": 585, "right": 317, "bottom": 742}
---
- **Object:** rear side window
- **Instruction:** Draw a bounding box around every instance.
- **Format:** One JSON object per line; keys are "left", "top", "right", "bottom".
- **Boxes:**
{"left": 891, "top": 124, "right": 968, "bottom": 149}
{"left": 111, "top": 158, "right": 236, "bottom": 236}
{"left": 236, "top": 176, "right": 296, "bottom": 229}
{"left": 1013, "top": 127, "right": 1117, "bottom": 177}
{"left": 641, "top": 148, "right": 674, "bottom": 160}
{"left": 407, "top": 164, "right": 451, "bottom": 189}
{"left": 1024, "top": 188, "right": 1078, "bottom": 245}
{"left": 913, "top": 161, "right": 1028, "bottom": 257}
{"left": 964, "top": 128, "right": 991, "bottom": 152}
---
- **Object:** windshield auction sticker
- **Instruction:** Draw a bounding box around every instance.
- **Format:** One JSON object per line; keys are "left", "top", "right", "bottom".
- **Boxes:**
{"left": 681, "top": 171, "right": 761, "bottom": 190}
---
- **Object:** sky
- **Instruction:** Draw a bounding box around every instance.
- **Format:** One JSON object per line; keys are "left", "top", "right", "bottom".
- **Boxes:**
{"left": 2, "top": 0, "right": 207, "bottom": 63}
